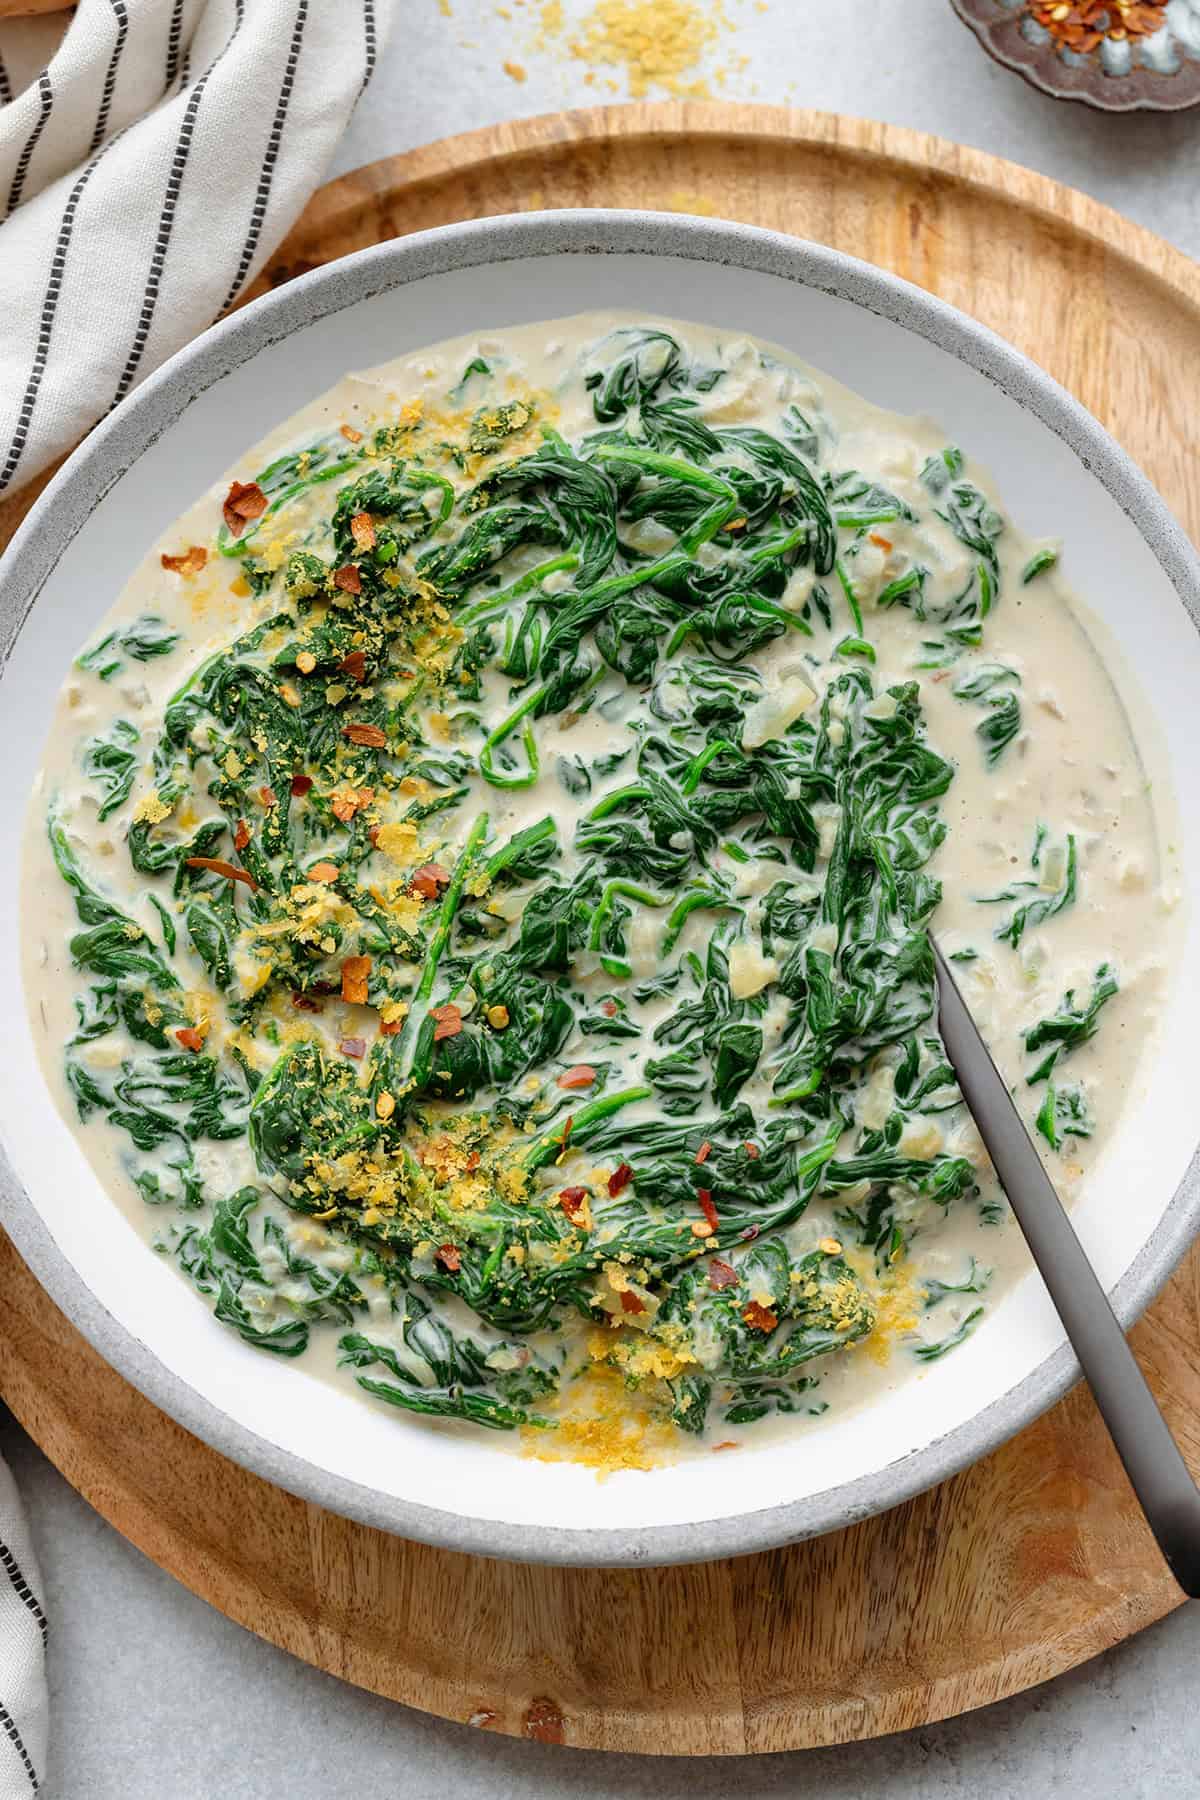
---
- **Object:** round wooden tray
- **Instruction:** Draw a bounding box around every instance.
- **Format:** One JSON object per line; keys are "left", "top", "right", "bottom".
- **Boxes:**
{"left": 4, "top": 105, "right": 1200, "bottom": 1756}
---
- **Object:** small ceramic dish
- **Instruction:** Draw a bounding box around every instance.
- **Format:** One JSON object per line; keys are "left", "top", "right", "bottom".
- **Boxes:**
{"left": 2, "top": 211, "right": 1199, "bottom": 1567}
{"left": 951, "top": 0, "right": 1200, "bottom": 110}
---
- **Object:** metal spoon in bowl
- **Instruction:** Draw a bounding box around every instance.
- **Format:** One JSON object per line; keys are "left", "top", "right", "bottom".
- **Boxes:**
{"left": 932, "top": 937, "right": 1200, "bottom": 1598}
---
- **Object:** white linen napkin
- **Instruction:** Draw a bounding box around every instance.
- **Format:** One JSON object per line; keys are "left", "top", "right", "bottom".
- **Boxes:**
{"left": 0, "top": 0, "right": 396, "bottom": 499}
{"left": 0, "top": 2, "right": 394, "bottom": 1789}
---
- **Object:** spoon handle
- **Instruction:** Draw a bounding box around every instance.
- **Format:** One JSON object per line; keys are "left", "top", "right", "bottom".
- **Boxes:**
{"left": 933, "top": 939, "right": 1200, "bottom": 1598}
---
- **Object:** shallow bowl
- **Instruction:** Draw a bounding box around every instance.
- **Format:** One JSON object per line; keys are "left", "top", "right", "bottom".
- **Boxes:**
{"left": 2, "top": 210, "right": 1199, "bottom": 1566}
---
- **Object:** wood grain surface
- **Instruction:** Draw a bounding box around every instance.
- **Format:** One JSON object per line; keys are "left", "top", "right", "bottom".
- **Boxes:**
{"left": 3, "top": 105, "right": 1200, "bottom": 1756}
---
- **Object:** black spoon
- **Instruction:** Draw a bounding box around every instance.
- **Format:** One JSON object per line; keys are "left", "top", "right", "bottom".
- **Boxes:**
{"left": 932, "top": 937, "right": 1200, "bottom": 1598}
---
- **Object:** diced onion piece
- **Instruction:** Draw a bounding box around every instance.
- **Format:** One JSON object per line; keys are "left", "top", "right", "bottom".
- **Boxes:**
{"left": 740, "top": 674, "right": 815, "bottom": 750}
{"left": 728, "top": 941, "right": 780, "bottom": 999}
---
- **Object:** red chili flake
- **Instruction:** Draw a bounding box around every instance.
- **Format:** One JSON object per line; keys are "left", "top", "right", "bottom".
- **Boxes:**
{"left": 349, "top": 512, "right": 377, "bottom": 552}
{"left": 523, "top": 1698, "right": 566, "bottom": 1745}
{"left": 560, "top": 1115, "right": 574, "bottom": 1148}
{"left": 259, "top": 785, "right": 277, "bottom": 809}
{"left": 342, "top": 722, "right": 388, "bottom": 748}
{"left": 694, "top": 1141, "right": 712, "bottom": 1165}
{"left": 869, "top": 532, "right": 893, "bottom": 552}
{"left": 233, "top": 819, "right": 250, "bottom": 852}
{"left": 409, "top": 863, "right": 450, "bottom": 900}
{"left": 744, "top": 1142, "right": 760, "bottom": 1160}
{"left": 341, "top": 955, "right": 372, "bottom": 1005}
{"left": 743, "top": 1300, "right": 778, "bottom": 1333}
{"left": 608, "top": 1162, "right": 633, "bottom": 1197}
{"left": 600, "top": 999, "right": 618, "bottom": 1018}
{"left": 340, "top": 423, "right": 363, "bottom": 444}
{"left": 290, "top": 773, "right": 313, "bottom": 797}
{"left": 331, "top": 786, "right": 373, "bottom": 823}
{"left": 160, "top": 545, "right": 207, "bottom": 577}
{"left": 379, "top": 1017, "right": 404, "bottom": 1036}
{"left": 339, "top": 1037, "right": 366, "bottom": 1059}
{"left": 431, "top": 1003, "right": 463, "bottom": 1041}
{"left": 620, "top": 1289, "right": 646, "bottom": 1315}
{"left": 558, "top": 1186, "right": 589, "bottom": 1225}
{"left": 697, "top": 1190, "right": 720, "bottom": 1233}
{"left": 291, "top": 992, "right": 323, "bottom": 1013}
{"left": 465, "top": 1150, "right": 481, "bottom": 1172}
{"left": 185, "top": 855, "right": 258, "bottom": 892}
{"left": 222, "top": 480, "right": 267, "bottom": 536}
{"left": 556, "top": 1064, "right": 596, "bottom": 1091}
{"left": 333, "top": 563, "right": 362, "bottom": 595}
{"left": 338, "top": 650, "right": 367, "bottom": 683}
{"left": 306, "top": 861, "right": 340, "bottom": 885}
{"left": 175, "top": 1025, "right": 207, "bottom": 1053}
{"left": 709, "top": 1259, "right": 738, "bottom": 1291}
{"left": 1027, "top": 0, "right": 1167, "bottom": 53}
{"left": 740, "top": 1225, "right": 760, "bottom": 1243}
{"left": 435, "top": 1244, "right": 462, "bottom": 1273}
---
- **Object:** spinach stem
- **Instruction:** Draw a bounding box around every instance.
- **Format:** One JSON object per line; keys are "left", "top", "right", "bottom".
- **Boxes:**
{"left": 388, "top": 814, "right": 490, "bottom": 1092}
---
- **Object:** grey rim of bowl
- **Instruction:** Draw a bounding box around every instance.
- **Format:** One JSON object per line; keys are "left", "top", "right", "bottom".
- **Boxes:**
{"left": 949, "top": 0, "right": 1200, "bottom": 111}
{"left": 2, "top": 209, "right": 1199, "bottom": 1570}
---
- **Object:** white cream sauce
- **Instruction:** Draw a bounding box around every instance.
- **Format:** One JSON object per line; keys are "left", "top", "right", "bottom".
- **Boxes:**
{"left": 20, "top": 312, "right": 1179, "bottom": 1459}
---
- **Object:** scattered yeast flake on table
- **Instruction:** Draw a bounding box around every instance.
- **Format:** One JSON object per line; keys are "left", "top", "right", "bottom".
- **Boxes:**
{"left": 498, "top": 0, "right": 762, "bottom": 101}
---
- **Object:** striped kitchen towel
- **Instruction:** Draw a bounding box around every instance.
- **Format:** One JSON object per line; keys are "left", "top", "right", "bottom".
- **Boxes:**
{"left": 0, "top": 1457, "right": 45, "bottom": 1799}
{"left": 0, "top": 0, "right": 396, "bottom": 500}
{"left": 0, "top": 4, "right": 394, "bottom": 1791}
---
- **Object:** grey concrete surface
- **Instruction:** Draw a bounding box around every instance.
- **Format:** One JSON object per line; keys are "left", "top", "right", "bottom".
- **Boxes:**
{"left": 7, "top": 1, "right": 1200, "bottom": 1793}
{"left": 332, "top": 0, "right": 1200, "bottom": 259}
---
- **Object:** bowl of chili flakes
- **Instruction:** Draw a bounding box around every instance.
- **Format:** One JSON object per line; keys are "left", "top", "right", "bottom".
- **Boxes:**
{"left": 950, "top": 0, "right": 1200, "bottom": 109}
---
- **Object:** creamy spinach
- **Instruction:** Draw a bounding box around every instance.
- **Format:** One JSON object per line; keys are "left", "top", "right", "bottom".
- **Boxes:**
{"left": 29, "top": 318, "right": 1160, "bottom": 1455}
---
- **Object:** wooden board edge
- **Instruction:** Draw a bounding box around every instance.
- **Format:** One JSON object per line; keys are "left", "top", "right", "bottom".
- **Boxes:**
{"left": 0, "top": 1224, "right": 1182, "bottom": 1754}
{"left": 3, "top": 106, "right": 1198, "bottom": 1754}
{"left": 261, "top": 103, "right": 1200, "bottom": 319}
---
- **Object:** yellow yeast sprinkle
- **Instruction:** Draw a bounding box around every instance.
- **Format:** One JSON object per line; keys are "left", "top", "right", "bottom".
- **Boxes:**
{"left": 373, "top": 820, "right": 422, "bottom": 865}
{"left": 132, "top": 788, "right": 173, "bottom": 825}
{"left": 665, "top": 190, "right": 718, "bottom": 217}
{"left": 568, "top": 0, "right": 719, "bottom": 98}
{"left": 523, "top": 1369, "right": 677, "bottom": 1474}
{"left": 845, "top": 1250, "right": 922, "bottom": 1367}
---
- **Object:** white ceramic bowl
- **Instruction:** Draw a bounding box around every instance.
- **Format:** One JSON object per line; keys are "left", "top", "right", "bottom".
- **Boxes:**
{"left": 2, "top": 213, "right": 1199, "bottom": 1567}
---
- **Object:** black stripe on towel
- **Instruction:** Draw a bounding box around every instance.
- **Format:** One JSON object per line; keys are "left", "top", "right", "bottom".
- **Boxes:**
{"left": 7, "top": 70, "right": 52, "bottom": 217}
{"left": 0, "top": 1540, "right": 47, "bottom": 1646}
{"left": 0, "top": 123, "right": 128, "bottom": 492}
{"left": 89, "top": 0, "right": 130, "bottom": 156}
{"left": 220, "top": 0, "right": 309, "bottom": 312}
{"left": 361, "top": 0, "right": 378, "bottom": 95}
{"left": 0, "top": 50, "right": 12, "bottom": 108}
{"left": 0, "top": 1701, "right": 38, "bottom": 1793}
{"left": 165, "top": 0, "right": 187, "bottom": 90}
{"left": 111, "top": 0, "right": 247, "bottom": 408}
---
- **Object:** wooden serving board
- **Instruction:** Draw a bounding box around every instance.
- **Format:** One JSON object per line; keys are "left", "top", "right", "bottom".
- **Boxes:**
{"left": 3, "top": 105, "right": 1200, "bottom": 1756}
